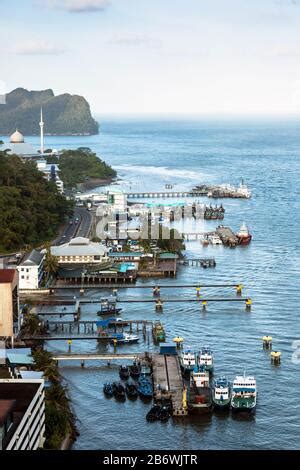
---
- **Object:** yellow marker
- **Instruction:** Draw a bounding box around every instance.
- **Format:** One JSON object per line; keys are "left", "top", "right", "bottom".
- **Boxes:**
{"left": 182, "top": 387, "right": 187, "bottom": 409}
{"left": 196, "top": 287, "right": 201, "bottom": 297}
{"left": 202, "top": 300, "right": 207, "bottom": 310}
{"left": 270, "top": 351, "right": 281, "bottom": 364}
{"left": 236, "top": 284, "right": 243, "bottom": 295}
{"left": 67, "top": 339, "right": 72, "bottom": 346}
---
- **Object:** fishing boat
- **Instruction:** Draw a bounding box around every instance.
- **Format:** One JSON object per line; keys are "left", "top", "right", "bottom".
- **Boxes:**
{"left": 125, "top": 382, "right": 138, "bottom": 399}
{"left": 146, "top": 405, "right": 161, "bottom": 422}
{"left": 208, "top": 234, "right": 222, "bottom": 245}
{"left": 198, "top": 347, "right": 214, "bottom": 374}
{"left": 231, "top": 374, "right": 257, "bottom": 412}
{"left": 188, "top": 365, "right": 212, "bottom": 413}
{"left": 179, "top": 349, "right": 196, "bottom": 375}
{"left": 158, "top": 405, "right": 171, "bottom": 422}
{"left": 236, "top": 222, "right": 252, "bottom": 245}
{"left": 103, "top": 382, "right": 114, "bottom": 397}
{"left": 119, "top": 365, "right": 130, "bottom": 380}
{"left": 212, "top": 377, "right": 231, "bottom": 410}
{"left": 140, "top": 363, "right": 152, "bottom": 376}
{"left": 112, "top": 382, "right": 126, "bottom": 400}
{"left": 97, "top": 297, "right": 122, "bottom": 316}
{"left": 111, "top": 333, "right": 139, "bottom": 345}
{"left": 138, "top": 375, "right": 153, "bottom": 399}
{"left": 152, "top": 321, "right": 166, "bottom": 343}
{"left": 130, "top": 361, "right": 141, "bottom": 379}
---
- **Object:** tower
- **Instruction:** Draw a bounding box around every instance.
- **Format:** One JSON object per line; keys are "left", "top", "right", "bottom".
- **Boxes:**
{"left": 39, "top": 107, "right": 44, "bottom": 155}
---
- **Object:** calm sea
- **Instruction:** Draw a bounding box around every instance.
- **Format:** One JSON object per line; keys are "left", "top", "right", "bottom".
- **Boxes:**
{"left": 5, "top": 118, "right": 300, "bottom": 449}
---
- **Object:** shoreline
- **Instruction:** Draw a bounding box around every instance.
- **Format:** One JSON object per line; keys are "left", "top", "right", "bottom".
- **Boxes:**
{"left": 77, "top": 176, "right": 120, "bottom": 192}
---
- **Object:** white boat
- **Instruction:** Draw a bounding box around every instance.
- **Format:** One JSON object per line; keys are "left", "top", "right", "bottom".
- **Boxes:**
{"left": 179, "top": 349, "right": 196, "bottom": 375}
{"left": 231, "top": 373, "right": 257, "bottom": 412}
{"left": 236, "top": 182, "right": 251, "bottom": 198}
{"left": 208, "top": 234, "right": 222, "bottom": 245}
{"left": 112, "top": 333, "right": 139, "bottom": 345}
{"left": 212, "top": 377, "right": 231, "bottom": 409}
{"left": 188, "top": 366, "right": 212, "bottom": 412}
{"left": 198, "top": 347, "right": 214, "bottom": 374}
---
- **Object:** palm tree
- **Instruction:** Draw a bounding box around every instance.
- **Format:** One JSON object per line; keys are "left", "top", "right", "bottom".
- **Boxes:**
{"left": 44, "top": 243, "right": 58, "bottom": 277}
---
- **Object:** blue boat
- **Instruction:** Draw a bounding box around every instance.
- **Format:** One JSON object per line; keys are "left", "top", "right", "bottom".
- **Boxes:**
{"left": 103, "top": 382, "right": 114, "bottom": 397}
{"left": 138, "top": 374, "right": 153, "bottom": 399}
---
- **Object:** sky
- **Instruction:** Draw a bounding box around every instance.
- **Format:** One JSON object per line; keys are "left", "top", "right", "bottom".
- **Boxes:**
{"left": 1, "top": 0, "right": 300, "bottom": 116}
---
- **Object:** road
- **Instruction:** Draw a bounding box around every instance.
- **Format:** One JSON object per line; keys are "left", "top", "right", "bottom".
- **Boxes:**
{"left": 53, "top": 207, "right": 92, "bottom": 246}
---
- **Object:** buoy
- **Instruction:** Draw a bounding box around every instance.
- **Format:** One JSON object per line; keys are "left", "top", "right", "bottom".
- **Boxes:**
{"left": 202, "top": 300, "right": 207, "bottom": 310}
{"left": 236, "top": 284, "right": 243, "bottom": 296}
{"left": 196, "top": 287, "right": 201, "bottom": 297}
{"left": 262, "top": 335, "right": 272, "bottom": 349}
{"left": 270, "top": 351, "right": 281, "bottom": 365}
{"left": 245, "top": 298, "right": 252, "bottom": 310}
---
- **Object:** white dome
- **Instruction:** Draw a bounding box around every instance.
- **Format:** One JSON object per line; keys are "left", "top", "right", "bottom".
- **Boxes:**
{"left": 10, "top": 129, "right": 24, "bottom": 144}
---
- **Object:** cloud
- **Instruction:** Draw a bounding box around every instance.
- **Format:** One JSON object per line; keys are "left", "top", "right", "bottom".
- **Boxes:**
{"left": 45, "top": 0, "right": 110, "bottom": 12}
{"left": 108, "top": 33, "right": 162, "bottom": 48}
{"left": 13, "top": 40, "right": 67, "bottom": 55}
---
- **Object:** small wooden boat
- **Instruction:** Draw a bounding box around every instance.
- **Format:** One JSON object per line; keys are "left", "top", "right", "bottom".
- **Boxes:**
{"left": 119, "top": 365, "right": 130, "bottom": 380}
{"left": 103, "top": 382, "right": 114, "bottom": 397}
{"left": 112, "top": 382, "right": 126, "bottom": 400}
{"left": 125, "top": 382, "right": 138, "bottom": 399}
{"left": 130, "top": 362, "right": 141, "bottom": 379}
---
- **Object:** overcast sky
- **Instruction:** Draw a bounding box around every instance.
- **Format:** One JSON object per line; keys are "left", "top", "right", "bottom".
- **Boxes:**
{"left": 1, "top": 0, "right": 300, "bottom": 115}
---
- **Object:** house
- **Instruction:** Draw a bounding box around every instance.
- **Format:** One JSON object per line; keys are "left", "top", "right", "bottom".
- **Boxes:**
{"left": 17, "top": 249, "right": 44, "bottom": 290}
{"left": 36, "top": 160, "right": 64, "bottom": 193}
{"left": 51, "top": 237, "right": 108, "bottom": 265}
{"left": 0, "top": 270, "right": 19, "bottom": 340}
{"left": 0, "top": 379, "right": 45, "bottom": 450}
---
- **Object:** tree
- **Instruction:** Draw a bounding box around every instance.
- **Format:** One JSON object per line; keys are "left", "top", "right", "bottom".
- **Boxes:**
{"left": 44, "top": 243, "right": 59, "bottom": 276}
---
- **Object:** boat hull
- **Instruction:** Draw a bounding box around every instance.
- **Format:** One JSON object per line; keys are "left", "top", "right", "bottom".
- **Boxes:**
{"left": 212, "top": 398, "right": 231, "bottom": 410}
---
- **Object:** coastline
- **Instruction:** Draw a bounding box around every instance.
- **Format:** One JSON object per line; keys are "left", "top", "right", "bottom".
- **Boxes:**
{"left": 77, "top": 176, "right": 118, "bottom": 191}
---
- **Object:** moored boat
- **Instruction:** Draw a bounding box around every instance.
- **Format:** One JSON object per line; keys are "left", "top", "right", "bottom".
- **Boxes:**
{"left": 112, "top": 382, "right": 126, "bottom": 400}
{"left": 198, "top": 346, "right": 214, "bottom": 374}
{"left": 208, "top": 234, "right": 222, "bottom": 245}
{"left": 119, "top": 365, "right": 130, "bottom": 380}
{"left": 103, "top": 382, "right": 114, "bottom": 397}
{"left": 130, "top": 361, "right": 141, "bottom": 379}
{"left": 125, "top": 381, "right": 138, "bottom": 399}
{"left": 236, "top": 222, "right": 252, "bottom": 245}
{"left": 152, "top": 321, "right": 166, "bottom": 343}
{"left": 179, "top": 349, "right": 196, "bottom": 375}
{"left": 188, "top": 365, "right": 212, "bottom": 413}
{"left": 111, "top": 333, "right": 139, "bottom": 345}
{"left": 212, "top": 377, "right": 231, "bottom": 410}
{"left": 231, "top": 374, "right": 257, "bottom": 412}
{"left": 138, "top": 374, "right": 153, "bottom": 399}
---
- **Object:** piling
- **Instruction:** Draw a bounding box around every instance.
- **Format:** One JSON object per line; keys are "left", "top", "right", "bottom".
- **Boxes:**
{"left": 67, "top": 339, "right": 72, "bottom": 352}
{"left": 196, "top": 287, "right": 201, "bottom": 297}
{"left": 153, "top": 286, "right": 160, "bottom": 297}
{"left": 236, "top": 284, "right": 243, "bottom": 296}
{"left": 245, "top": 298, "right": 252, "bottom": 311}
{"left": 270, "top": 351, "right": 281, "bottom": 365}
{"left": 173, "top": 337, "right": 184, "bottom": 349}
{"left": 202, "top": 300, "right": 207, "bottom": 310}
{"left": 155, "top": 299, "right": 163, "bottom": 312}
{"left": 263, "top": 336, "right": 272, "bottom": 349}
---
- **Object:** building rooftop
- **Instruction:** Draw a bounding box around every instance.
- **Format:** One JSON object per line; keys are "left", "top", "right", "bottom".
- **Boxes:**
{"left": 108, "top": 252, "right": 143, "bottom": 258}
{"left": 0, "top": 269, "right": 17, "bottom": 284}
{"left": 19, "top": 249, "right": 44, "bottom": 267}
{"left": 158, "top": 252, "right": 179, "bottom": 260}
{"left": 51, "top": 239, "right": 108, "bottom": 258}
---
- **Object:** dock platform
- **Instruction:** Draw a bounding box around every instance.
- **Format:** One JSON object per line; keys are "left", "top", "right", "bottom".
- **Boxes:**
{"left": 152, "top": 353, "right": 187, "bottom": 417}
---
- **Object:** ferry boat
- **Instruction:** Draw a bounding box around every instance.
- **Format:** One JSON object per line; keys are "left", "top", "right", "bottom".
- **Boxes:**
{"left": 198, "top": 347, "right": 214, "bottom": 374}
{"left": 208, "top": 234, "right": 222, "bottom": 245}
{"left": 212, "top": 377, "right": 231, "bottom": 410}
{"left": 179, "top": 349, "right": 196, "bottom": 375}
{"left": 236, "top": 222, "right": 252, "bottom": 245}
{"left": 231, "top": 374, "right": 257, "bottom": 412}
{"left": 188, "top": 365, "right": 212, "bottom": 412}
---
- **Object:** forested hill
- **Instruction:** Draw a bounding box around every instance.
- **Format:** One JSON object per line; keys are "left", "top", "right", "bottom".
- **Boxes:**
{"left": 0, "top": 151, "right": 73, "bottom": 252}
{"left": 0, "top": 88, "right": 99, "bottom": 135}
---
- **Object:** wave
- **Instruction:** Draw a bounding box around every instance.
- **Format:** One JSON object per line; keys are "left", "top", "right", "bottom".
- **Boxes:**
{"left": 113, "top": 164, "right": 207, "bottom": 181}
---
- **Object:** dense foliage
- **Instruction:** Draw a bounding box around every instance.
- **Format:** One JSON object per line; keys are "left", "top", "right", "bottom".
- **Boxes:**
{"left": 0, "top": 87, "right": 99, "bottom": 135}
{"left": 47, "top": 148, "right": 116, "bottom": 188}
{"left": 0, "top": 151, "right": 73, "bottom": 252}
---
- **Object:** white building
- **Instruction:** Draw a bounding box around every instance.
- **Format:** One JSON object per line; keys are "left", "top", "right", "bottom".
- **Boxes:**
{"left": 36, "top": 160, "right": 64, "bottom": 193}
{"left": 0, "top": 130, "right": 39, "bottom": 158}
{"left": 51, "top": 237, "right": 108, "bottom": 265}
{"left": 17, "top": 250, "right": 44, "bottom": 290}
{"left": 107, "top": 189, "right": 127, "bottom": 211}
{"left": 0, "top": 379, "right": 45, "bottom": 450}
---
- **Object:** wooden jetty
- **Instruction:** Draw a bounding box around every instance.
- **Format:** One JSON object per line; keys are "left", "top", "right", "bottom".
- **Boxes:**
{"left": 53, "top": 353, "right": 142, "bottom": 362}
{"left": 48, "top": 283, "right": 241, "bottom": 290}
{"left": 216, "top": 226, "right": 239, "bottom": 247}
{"left": 152, "top": 353, "right": 187, "bottom": 416}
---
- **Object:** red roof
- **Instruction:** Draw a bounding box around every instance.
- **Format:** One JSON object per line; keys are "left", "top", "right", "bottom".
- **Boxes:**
{"left": 0, "top": 269, "right": 17, "bottom": 284}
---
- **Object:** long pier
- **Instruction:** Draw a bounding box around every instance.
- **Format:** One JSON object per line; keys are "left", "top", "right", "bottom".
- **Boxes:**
{"left": 126, "top": 190, "right": 207, "bottom": 199}
{"left": 49, "top": 283, "right": 242, "bottom": 290}
{"left": 53, "top": 353, "right": 142, "bottom": 361}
